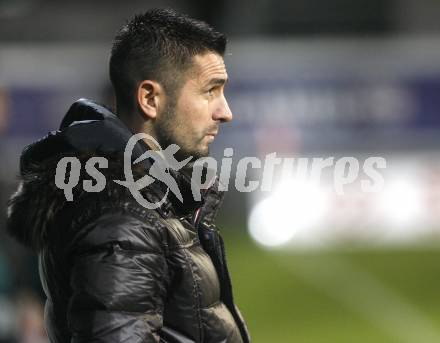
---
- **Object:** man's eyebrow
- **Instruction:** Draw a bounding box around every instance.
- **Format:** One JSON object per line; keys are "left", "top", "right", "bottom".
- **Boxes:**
{"left": 206, "top": 77, "right": 228, "bottom": 87}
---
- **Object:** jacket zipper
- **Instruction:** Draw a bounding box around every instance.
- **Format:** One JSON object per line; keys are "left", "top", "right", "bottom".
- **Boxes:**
{"left": 195, "top": 217, "right": 250, "bottom": 343}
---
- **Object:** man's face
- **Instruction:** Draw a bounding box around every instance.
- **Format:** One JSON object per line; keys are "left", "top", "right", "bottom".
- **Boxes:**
{"left": 155, "top": 52, "right": 232, "bottom": 160}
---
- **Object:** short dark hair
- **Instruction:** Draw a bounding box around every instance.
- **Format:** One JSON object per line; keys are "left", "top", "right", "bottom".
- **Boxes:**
{"left": 109, "top": 8, "right": 227, "bottom": 113}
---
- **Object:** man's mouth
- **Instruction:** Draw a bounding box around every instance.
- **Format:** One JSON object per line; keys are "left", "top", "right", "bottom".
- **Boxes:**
{"left": 205, "top": 132, "right": 217, "bottom": 143}
{"left": 206, "top": 129, "right": 218, "bottom": 137}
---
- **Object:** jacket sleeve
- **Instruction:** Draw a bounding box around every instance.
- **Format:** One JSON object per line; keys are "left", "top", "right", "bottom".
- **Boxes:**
{"left": 66, "top": 210, "right": 169, "bottom": 343}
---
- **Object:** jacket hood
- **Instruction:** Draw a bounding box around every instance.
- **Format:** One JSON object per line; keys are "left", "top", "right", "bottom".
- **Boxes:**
{"left": 6, "top": 99, "right": 225, "bottom": 251}
{"left": 19, "top": 98, "right": 149, "bottom": 175}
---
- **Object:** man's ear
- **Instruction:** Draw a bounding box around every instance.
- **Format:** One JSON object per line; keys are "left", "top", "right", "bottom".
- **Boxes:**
{"left": 137, "top": 80, "right": 163, "bottom": 120}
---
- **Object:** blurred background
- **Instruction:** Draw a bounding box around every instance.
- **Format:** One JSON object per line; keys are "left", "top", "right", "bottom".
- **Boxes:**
{"left": 2, "top": 0, "right": 440, "bottom": 342}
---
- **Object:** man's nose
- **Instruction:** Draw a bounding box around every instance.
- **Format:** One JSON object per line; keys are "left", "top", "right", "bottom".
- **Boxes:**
{"left": 213, "top": 95, "right": 233, "bottom": 123}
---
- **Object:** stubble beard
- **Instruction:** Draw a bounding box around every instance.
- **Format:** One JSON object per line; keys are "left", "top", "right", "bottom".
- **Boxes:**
{"left": 155, "top": 100, "right": 209, "bottom": 163}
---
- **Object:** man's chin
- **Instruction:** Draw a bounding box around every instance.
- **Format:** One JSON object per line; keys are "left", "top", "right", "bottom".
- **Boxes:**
{"left": 187, "top": 149, "right": 209, "bottom": 161}
{"left": 159, "top": 139, "right": 209, "bottom": 162}
{"left": 172, "top": 146, "right": 208, "bottom": 162}
{"left": 185, "top": 146, "right": 210, "bottom": 161}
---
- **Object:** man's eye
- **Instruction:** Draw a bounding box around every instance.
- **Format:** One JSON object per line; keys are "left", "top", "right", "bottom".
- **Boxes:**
{"left": 207, "top": 87, "right": 216, "bottom": 96}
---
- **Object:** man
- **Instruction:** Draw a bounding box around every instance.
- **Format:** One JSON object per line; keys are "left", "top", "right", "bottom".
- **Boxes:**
{"left": 6, "top": 8, "right": 250, "bottom": 343}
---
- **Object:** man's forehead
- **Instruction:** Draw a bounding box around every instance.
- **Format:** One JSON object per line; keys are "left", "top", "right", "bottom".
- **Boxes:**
{"left": 191, "top": 52, "right": 228, "bottom": 82}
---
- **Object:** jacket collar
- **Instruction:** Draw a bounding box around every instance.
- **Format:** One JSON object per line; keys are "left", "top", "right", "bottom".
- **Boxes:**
{"left": 20, "top": 98, "right": 226, "bottom": 225}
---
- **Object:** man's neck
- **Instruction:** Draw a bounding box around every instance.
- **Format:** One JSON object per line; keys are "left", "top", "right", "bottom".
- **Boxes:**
{"left": 117, "top": 108, "right": 160, "bottom": 151}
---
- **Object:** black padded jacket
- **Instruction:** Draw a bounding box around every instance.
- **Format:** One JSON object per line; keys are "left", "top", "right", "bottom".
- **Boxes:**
{"left": 6, "top": 99, "right": 251, "bottom": 343}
